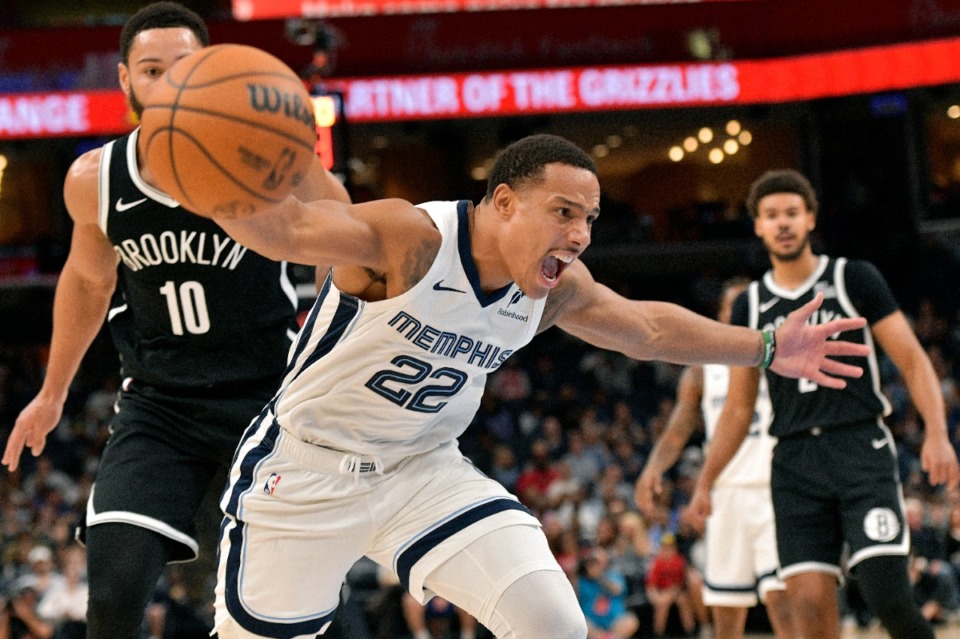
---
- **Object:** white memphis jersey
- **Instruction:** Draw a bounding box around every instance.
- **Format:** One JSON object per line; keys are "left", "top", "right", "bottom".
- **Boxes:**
{"left": 273, "top": 200, "right": 546, "bottom": 457}
{"left": 702, "top": 364, "right": 776, "bottom": 487}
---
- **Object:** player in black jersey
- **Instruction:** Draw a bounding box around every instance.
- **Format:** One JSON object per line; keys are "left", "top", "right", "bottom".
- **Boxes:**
{"left": 0, "top": 4, "right": 349, "bottom": 639}
{"left": 690, "top": 169, "right": 960, "bottom": 639}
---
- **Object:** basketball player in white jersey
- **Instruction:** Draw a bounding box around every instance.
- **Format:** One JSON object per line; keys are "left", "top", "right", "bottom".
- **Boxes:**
{"left": 636, "top": 278, "right": 794, "bottom": 639}
{"left": 204, "top": 135, "right": 870, "bottom": 639}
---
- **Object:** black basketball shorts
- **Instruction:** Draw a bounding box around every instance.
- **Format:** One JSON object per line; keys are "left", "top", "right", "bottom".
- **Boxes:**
{"left": 771, "top": 420, "right": 907, "bottom": 580}
{"left": 77, "top": 379, "right": 276, "bottom": 562}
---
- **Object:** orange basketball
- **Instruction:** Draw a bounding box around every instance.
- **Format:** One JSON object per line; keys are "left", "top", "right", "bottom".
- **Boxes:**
{"left": 139, "top": 44, "right": 317, "bottom": 219}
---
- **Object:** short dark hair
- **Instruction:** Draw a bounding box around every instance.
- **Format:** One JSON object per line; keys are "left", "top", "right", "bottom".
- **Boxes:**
{"left": 120, "top": 2, "right": 209, "bottom": 65}
{"left": 746, "top": 169, "right": 818, "bottom": 218}
{"left": 485, "top": 134, "right": 597, "bottom": 201}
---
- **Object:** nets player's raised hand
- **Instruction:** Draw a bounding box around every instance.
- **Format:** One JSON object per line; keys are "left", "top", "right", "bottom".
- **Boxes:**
{"left": 768, "top": 292, "right": 870, "bottom": 388}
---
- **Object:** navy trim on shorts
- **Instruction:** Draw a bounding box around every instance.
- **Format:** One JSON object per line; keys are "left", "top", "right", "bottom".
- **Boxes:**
{"left": 703, "top": 579, "right": 757, "bottom": 593}
{"left": 224, "top": 418, "right": 281, "bottom": 518}
{"left": 396, "top": 498, "right": 530, "bottom": 590}
{"left": 224, "top": 519, "right": 336, "bottom": 638}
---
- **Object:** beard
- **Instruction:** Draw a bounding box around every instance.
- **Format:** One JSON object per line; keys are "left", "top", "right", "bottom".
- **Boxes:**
{"left": 767, "top": 234, "right": 809, "bottom": 262}
{"left": 128, "top": 86, "right": 144, "bottom": 120}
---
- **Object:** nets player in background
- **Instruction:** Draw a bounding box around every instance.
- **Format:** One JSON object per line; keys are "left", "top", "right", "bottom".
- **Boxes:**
{"left": 688, "top": 169, "right": 960, "bottom": 639}
{"left": 636, "top": 278, "right": 795, "bottom": 639}
{"left": 203, "top": 134, "right": 869, "bottom": 639}
{"left": 0, "top": 3, "right": 349, "bottom": 638}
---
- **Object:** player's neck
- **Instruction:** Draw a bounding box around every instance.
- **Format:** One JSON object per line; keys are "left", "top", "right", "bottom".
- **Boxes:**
{"left": 769, "top": 250, "right": 820, "bottom": 290}
{"left": 470, "top": 202, "right": 513, "bottom": 293}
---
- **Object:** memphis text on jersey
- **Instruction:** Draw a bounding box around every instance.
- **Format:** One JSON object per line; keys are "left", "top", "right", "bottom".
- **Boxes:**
{"left": 389, "top": 310, "right": 513, "bottom": 370}
{"left": 112, "top": 230, "right": 248, "bottom": 272}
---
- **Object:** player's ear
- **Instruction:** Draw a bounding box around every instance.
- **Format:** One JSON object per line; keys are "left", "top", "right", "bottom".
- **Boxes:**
{"left": 492, "top": 184, "right": 515, "bottom": 220}
{"left": 118, "top": 63, "right": 131, "bottom": 98}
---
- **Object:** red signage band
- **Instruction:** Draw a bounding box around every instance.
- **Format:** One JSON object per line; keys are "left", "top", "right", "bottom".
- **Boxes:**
{"left": 0, "top": 90, "right": 134, "bottom": 140}
{"left": 327, "top": 37, "right": 960, "bottom": 122}
{"left": 233, "top": 0, "right": 741, "bottom": 20}
{"left": 3, "top": 37, "right": 960, "bottom": 139}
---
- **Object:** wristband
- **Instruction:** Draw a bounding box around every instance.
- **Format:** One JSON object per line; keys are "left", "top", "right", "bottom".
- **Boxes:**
{"left": 759, "top": 328, "right": 776, "bottom": 369}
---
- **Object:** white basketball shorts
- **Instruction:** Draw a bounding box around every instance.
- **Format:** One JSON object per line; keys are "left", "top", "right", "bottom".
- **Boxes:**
{"left": 213, "top": 413, "right": 550, "bottom": 638}
{"left": 702, "top": 485, "right": 785, "bottom": 607}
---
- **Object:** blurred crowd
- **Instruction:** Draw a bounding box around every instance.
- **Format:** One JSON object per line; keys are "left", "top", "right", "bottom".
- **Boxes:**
{"left": 2, "top": 283, "right": 960, "bottom": 638}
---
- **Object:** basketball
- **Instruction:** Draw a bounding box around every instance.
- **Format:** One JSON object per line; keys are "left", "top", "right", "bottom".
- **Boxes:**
{"left": 139, "top": 44, "right": 317, "bottom": 219}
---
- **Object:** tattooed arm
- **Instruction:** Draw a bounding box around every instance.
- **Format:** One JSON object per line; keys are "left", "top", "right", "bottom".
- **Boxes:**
{"left": 215, "top": 197, "right": 441, "bottom": 300}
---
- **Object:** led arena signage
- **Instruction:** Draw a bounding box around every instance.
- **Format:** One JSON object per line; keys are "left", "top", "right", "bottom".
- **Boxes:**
{"left": 3, "top": 37, "right": 960, "bottom": 138}
{"left": 233, "top": 0, "right": 740, "bottom": 19}
{"left": 326, "top": 37, "right": 960, "bottom": 122}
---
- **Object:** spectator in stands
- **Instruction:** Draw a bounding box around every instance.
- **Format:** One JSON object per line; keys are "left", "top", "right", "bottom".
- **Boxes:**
{"left": 515, "top": 439, "right": 560, "bottom": 513}
{"left": 35, "top": 545, "right": 86, "bottom": 639}
{"left": 0, "top": 584, "right": 51, "bottom": 639}
{"left": 646, "top": 533, "right": 696, "bottom": 638}
{"left": 578, "top": 547, "right": 639, "bottom": 639}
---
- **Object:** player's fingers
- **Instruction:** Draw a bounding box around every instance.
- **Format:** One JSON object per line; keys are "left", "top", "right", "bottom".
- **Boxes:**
{"left": 807, "top": 371, "right": 847, "bottom": 390}
{"left": 28, "top": 438, "right": 46, "bottom": 458}
{"left": 792, "top": 292, "right": 824, "bottom": 322}
{"left": 818, "top": 358, "right": 864, "bottom": 379}
{"left": 2, "top": 432, "right": 25, "bottom": 472}
{"left": 817, "top": 316, "right": 867, "bottom": 337}
{"left": 823, "top": 340, "right": 871, "bottom": 358}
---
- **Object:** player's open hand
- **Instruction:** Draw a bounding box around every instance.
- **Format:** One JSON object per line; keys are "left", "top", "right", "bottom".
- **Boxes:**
{"left": 921, "top": 430, "right": 960, "bottom": 490}
{"left": 2, "top": 395, "right": 63, "bottom": 472}
{"left": 768, "top": 292, "right": 870, "bottom": 389}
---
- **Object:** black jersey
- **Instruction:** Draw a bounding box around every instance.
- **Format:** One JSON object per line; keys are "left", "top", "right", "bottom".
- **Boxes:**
{"left": 731, "top": 255, "right": 899, "bottom": 438}
{"left": 97, "top": 130, "right": 298, "bottom": 389}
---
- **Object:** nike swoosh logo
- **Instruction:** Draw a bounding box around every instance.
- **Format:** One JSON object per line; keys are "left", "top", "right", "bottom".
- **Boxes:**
{"left": 871, "top": 438, "right": 888, "bottom": 450}
{"left": 433, "top": 281, "right": 467, "bottom": 294}
{"left": 759, "top": 297, "right": 781, "bottom": 313}
{"left": 115, "top": 197, "right": 148, "bottom": 212}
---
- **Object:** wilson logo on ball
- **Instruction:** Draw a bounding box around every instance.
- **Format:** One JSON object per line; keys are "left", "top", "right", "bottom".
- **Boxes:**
{"left": 246, "top": 84, "right": 315, "bottom": 128}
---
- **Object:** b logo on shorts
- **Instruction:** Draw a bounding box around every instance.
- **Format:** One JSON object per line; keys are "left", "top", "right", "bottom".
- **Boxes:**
{"left": 863, "top": 507, "right": 900, "bottom": 542}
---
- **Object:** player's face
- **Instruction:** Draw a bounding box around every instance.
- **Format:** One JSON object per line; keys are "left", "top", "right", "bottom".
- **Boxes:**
{"left": 753, "top": 192, "right": 815, "bottom": 262}
{"left": 499, "top": 163, "right": 600, "bottom": 298}
{"left": 118, "top": 27, "right": 203, "bottom": 118}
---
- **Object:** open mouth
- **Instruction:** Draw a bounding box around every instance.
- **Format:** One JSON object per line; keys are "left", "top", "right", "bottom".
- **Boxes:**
{"left": 541, "top": 253, "right": 575, "bottom": 284}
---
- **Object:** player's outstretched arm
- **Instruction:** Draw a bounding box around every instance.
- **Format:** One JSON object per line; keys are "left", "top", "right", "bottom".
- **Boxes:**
{"left": 4, "top": 150, "right": 118, "bottom": 472}
{"left": 550, "top": 264, "right": 870, "bottom": 385}
{"left": 214, "top": 196, "right": 435, "bottom": 277}
{"left": 635, "top": 366, "right": 704, "bottom": 514}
